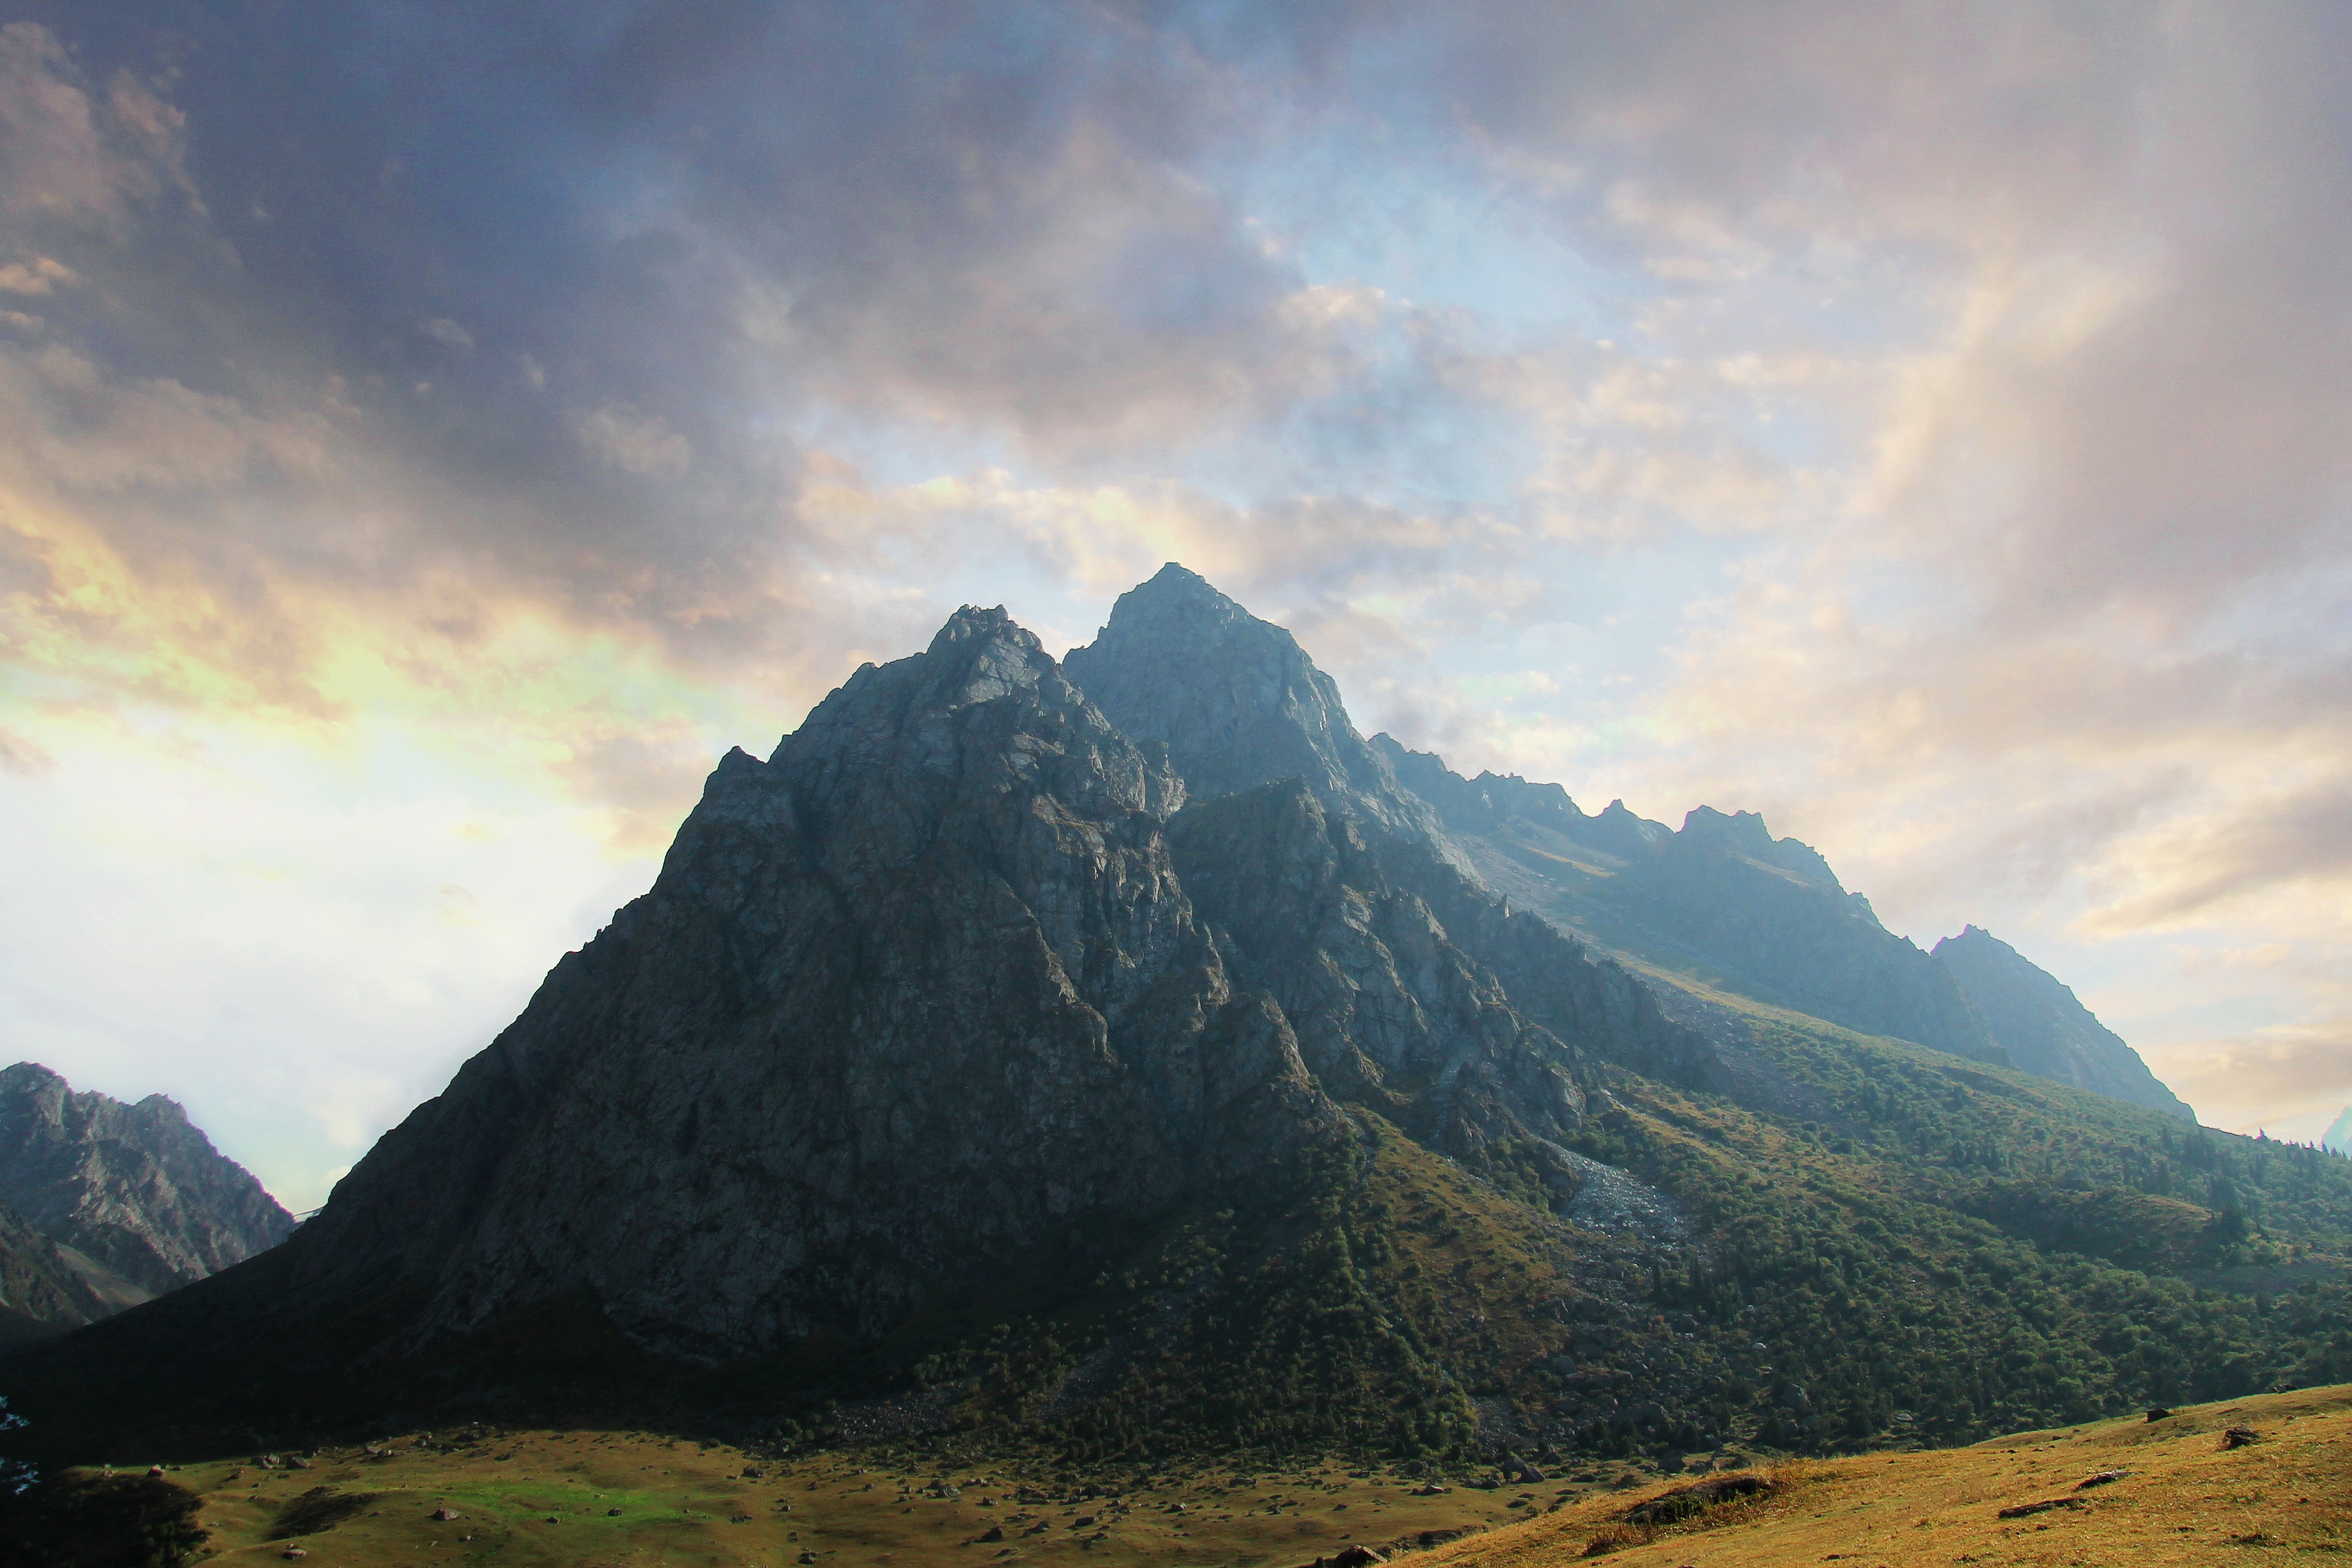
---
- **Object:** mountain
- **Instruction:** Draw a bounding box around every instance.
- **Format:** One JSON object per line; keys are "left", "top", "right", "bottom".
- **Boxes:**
{"left": 4, "top": 568, "right": 2349, "bottom": 1472}
{"left": 0, "top": 1063, "right": 295, "bottom": 1305}
{"left": 1373, "top": 738, "right": 2005, "bottom": 1066}
{"left": 0, "top": 1200, "right": 107, "bottom": 1350}
{"left": 1063, "top": 564, "right": 1447, "bottom": 849}
{"left": 2327, "top": 1108, "right": 2352, "bottom": 1156}
{"left": 1930, "top": 927, "right": 2195, "bottom": 1120}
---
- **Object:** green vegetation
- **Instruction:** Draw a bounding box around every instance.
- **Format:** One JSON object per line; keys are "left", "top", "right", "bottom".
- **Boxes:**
{"left": 799, "top": 1000, "right": 2352, "bottom": 1471}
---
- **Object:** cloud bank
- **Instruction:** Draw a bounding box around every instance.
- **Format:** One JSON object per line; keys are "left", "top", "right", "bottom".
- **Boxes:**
{"left": 2, "top": 2, "right": 2346, "bottom": 1200}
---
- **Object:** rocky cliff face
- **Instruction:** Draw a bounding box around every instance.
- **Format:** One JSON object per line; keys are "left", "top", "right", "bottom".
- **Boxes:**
{"left": 1065, "top": 565, "right": 1451, "bottom": 851}
{"left": 0, "top": 1200, "right": 107, "bottom": 1348}
{"left": 290, "top": 607, "right": 1346, "bottom": 1361}
{"left": 1932, "top": 927, "right": 2195, "bottom": 1121}
{"left": 0, "top": 1063, "right": 294, "bottom": 1301}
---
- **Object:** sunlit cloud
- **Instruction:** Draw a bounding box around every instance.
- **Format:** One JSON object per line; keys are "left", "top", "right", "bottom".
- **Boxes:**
{"left": 3, "top": 2, "right": 2348, "bottom": 1196}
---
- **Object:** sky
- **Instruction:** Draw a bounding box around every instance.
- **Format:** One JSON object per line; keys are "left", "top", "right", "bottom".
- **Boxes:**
{"left": 1, "top": 2, "right": 2347, "bottom": 1211}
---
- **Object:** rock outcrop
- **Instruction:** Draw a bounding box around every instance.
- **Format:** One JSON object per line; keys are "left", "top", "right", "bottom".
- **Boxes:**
{"left": 0, "top": 1063, "right": 294, "bottom": 1302}
{"left": 1932, "top": 927, "right": 2195, "bottom": 1120}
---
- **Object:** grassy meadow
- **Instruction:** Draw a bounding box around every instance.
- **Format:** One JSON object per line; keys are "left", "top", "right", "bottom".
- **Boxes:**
{"left": 1433, "top": 1382, "right": 2352, "bottom": 1567}
{"left": 158, "top": 1427, "right": 1601, "bottom": 1566}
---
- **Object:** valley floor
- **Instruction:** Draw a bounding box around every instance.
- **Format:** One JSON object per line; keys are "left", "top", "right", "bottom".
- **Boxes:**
{"left": 59, "top": 1383, "right": 2350, "bottom": 1565}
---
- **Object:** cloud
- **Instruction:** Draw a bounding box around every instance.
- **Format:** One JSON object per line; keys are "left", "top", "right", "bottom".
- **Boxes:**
{"left": 2, "top": 1, "right": 2348, "bottom": 1180}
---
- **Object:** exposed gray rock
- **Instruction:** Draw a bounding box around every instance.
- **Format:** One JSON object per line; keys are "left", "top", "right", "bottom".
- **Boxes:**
{"left": 1166, "top": 779, "right": 1592, "bottom": 1163}
{"left": 0, "top": 1198, "right": 108, "bottom": 1347}
{"left": 1932, "top": 926, "right": 2195, "bottom": 1120}
{"left": 1065, "top": 565, "right": 1454, "bottom": 857}
{"left": 288, "top": 605, "right": 1347, "bottom": 1361}
{"left": 0, "top": 1063, "right": 293, "bottom": 1300}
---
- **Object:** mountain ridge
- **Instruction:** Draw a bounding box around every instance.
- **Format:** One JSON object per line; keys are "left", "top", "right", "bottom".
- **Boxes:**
{"left": 2, "top": 567, "right": 2343, "bottom": 1474}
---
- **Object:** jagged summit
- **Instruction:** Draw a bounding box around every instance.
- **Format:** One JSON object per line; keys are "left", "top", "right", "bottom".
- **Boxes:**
{"left": 1065, "top": 565, "right": 1444, "bottom": 847}
{"left": 1931, "top": 927, "right": 2195, "bottom": 1121}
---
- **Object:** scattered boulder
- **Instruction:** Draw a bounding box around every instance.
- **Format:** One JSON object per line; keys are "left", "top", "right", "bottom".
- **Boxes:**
{"left": 1618, "top": 1473, "right": 1773, "bottom": 1527}
{"left": 432, "top": 1506, "right": 460, "bottom": 1521}
{"left": 979, "top": 1526, "right": 1006, "bottom": 1542}
{"left": 2144, "top": 1408, "right": 2172, "bottom": 1422}
{"left": 1996, "top": 1497, "right": 2086, "bottom": 1519}
{"left": 2222, "top": 1427, "right": 2261, "bottom": 1449}
{"left": 1302, "top": 1547, "right": 1388, "bottom": 1568}
{"left": 2075, "top": 1471, "right": 2128, "bottom": 1490}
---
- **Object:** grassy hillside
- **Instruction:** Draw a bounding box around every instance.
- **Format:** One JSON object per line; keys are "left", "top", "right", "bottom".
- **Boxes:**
{"left": 1434, "top": 1382, "right": 2352, "bottom": 1566}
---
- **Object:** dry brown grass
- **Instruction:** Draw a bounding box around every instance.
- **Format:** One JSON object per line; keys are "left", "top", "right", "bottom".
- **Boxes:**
{"left": 1425, "top": 1382, "right": 2352, "bottom": 1568}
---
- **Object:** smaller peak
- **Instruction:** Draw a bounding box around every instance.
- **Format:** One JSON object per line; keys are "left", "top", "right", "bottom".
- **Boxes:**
{"left": 134, "top": 1093, "right": 189, "bottom": 1121}
{"left": 927, "top": 603, "right": 1037, "bottom": 657}
{"left": 1, "top": 1061, "right": 67, "bottom": 1086}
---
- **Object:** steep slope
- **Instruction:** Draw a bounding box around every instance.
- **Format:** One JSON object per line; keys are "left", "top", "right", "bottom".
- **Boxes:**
{"left": 1932, "top": 927, "right": 2195, "bottom": 1121}
{"left": 0, "top": 1063, "right": 293, "bottom": 1301}
{"left": 281, "top": 606, "right": 1346, "bottom": 1362}
{"left": 1374, "top": 741, "right": 2005, "bottom": 1064}
{"left": 0, "top": 1200, "right": 107, "bottom": 1349}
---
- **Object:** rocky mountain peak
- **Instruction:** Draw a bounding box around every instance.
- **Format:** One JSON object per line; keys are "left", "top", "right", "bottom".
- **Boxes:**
{"left": 285, "top": 605, "right": 1347, "bottom": 1360}
{"left": 0, "top": 1062, "right": 293, "bottom": 1303}
{"left": 1065, "top": 565, "right": 1447, "bottom": 851}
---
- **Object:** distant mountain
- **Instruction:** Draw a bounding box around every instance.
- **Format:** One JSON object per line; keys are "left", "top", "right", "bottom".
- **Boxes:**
{"left": 0, "top": 1200, "right": 107, "bottom": 1350}
{"left": 2326, "top": 1108, "right": 2352, "bottom": 1156}
{"left": 1373, "top": 738, "right": 2007, "bottom": 1066}
{"left": 0, "top": 1063, "right": 295, "bottom": 1304}
{"left": 6, "top": 568, "right": 2348, "bottom": 1470}
{"left": 1930, "top": 928, "right": 2194, "bottom": 1121}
